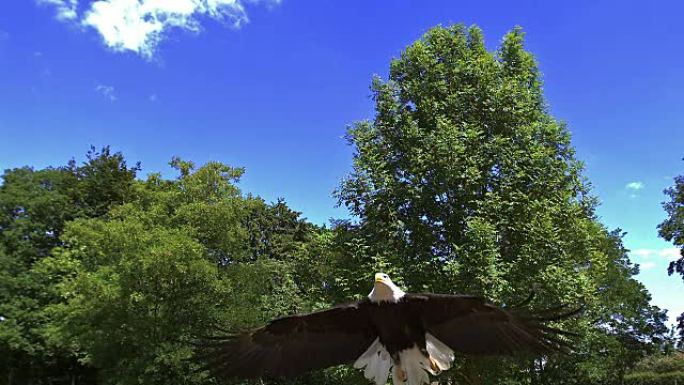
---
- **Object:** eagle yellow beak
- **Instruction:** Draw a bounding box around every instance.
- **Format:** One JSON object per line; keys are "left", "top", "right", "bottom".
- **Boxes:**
{"left": 375, "top": 274, "right": 385, "bottom": 283}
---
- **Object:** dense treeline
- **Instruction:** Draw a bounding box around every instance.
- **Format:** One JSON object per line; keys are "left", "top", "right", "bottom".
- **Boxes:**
{"left": 625, "top": 352, "right": 684, "bottom": 385}
{"left": 0, "top": 151, "right": 336, "bottom": 384}
{"left": 0, "top": 24, "right": 681, "bottom": 385}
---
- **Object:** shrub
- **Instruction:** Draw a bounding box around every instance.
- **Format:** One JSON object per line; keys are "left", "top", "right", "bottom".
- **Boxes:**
{"left": 624, "top": 371, "right": 684, "bottom": 385}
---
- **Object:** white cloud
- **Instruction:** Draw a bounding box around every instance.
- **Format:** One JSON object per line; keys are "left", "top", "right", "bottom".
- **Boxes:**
{"left": 632, "top": 247, "right": 681, "bottom": 261}
{"left": 95, "top": 84, "right": 117, "bottom": 101}
{"left": 658, "top": 247, "right": 682, "bottom": 261}
{"left": 37, "top": 0, "right": 78, "bottom": 21}
{"left": 632, "top": 249, "right": 656, "bottom": 258}
{"left": 37, "top": 0, "right": 277, "bottom": 59}
{"left": 625, "top": 181, "right": 645, "bottom": 191}
{"left": 639, "top": 261, "right": 656, "bottom": 270}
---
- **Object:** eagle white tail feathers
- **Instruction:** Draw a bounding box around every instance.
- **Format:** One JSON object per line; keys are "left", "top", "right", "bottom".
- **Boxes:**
{"left": 355, "top": 334, "right": 455, "bottom": 385}
{"left": 354, "top": 338, "right": 392, "bottom": 385}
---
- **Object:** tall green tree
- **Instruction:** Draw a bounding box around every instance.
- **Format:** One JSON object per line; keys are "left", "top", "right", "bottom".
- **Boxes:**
{"left": 658, "top": 171, "right": 684, "bottom": 344}
{"left": 334, "top": 24, "right": 667, "bottom": 384}
{"left": 0, "top": 146, "right": 139, "bottom": 384}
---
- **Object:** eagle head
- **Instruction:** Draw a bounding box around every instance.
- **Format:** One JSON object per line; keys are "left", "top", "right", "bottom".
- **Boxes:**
{"left": 369, "top": 273, "right": 406, "bottom": 303}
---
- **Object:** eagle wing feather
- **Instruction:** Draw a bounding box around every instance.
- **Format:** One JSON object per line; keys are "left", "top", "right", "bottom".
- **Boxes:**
{"left": 405, "top": 293, "right": 578, "bottom": 355}
{"left": 200, "top": 302, "right": 377, "bottom": 378}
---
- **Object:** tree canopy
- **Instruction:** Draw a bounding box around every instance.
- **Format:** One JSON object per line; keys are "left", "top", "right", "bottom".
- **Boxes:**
{"left": 5, "top": 156, "right": 334, "bottom": 385}
{"left": 0, "top": 146, "right": 139, "bottom": 384}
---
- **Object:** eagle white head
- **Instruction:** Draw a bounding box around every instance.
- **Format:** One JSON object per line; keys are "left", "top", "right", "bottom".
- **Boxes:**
{"left": 368, "top": 273, "right": 406, "bottom": 303}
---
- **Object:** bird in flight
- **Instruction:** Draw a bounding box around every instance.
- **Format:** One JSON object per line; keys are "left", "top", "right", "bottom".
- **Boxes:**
{"left": 200, "top": 273, "right": 578, "bottom": 385}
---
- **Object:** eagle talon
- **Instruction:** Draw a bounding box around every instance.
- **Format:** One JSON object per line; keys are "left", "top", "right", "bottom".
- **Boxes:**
{"left": 397, "top": 367, "right": 407, "bottom": 382}
{"left": 429, "top": 357, "right": 440, "bottom": 373}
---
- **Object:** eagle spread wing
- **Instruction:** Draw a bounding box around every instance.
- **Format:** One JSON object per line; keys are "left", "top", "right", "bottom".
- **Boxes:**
{"left": 199, "top": 302, "right": 376, "bottom": 378}
{"left": 405, "top": 293, "right": 578, "bottom": 355}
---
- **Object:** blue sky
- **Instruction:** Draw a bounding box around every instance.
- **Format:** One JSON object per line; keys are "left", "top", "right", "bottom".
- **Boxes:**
{"left": 1, "top": 0, "right": 683, "bottom": 325}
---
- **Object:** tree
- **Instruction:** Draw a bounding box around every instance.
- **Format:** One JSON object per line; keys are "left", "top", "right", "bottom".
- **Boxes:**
{"left": 334, "top": 24, "right": 667, "bottom": 384}
{"left": 0, "top": 146, "right": 138, "bottom": 385}
{"left": 658, "top": 171, "right": 684, "bottom": 344}
{"left": 39, "top": 159, "right": 335, "bottom": 385}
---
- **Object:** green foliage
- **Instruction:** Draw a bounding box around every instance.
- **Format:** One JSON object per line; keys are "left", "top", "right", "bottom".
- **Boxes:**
{"left": 42, "top": 219, "right": 219, "bottom": 380}
{"left": 659, "top": 174, "right": 684, "bottom": 280}
{"left": 625, "top": 353, "right": 684, "bottom": 385}
{"left": 624, "top": 371, "right": 684, "bottom": 385}
{"left": 634, "top": 352, "right": 684, "bottom": 374}
{"left": 0, "top": 146, "right": 342, "bottom": 385}
{"left": 0, "top": 146, "right": 138, "bottom": 384}
{"left": 335, "top": 24, "right": 668, "bottom": 385}
{"left": 337, "top": 25, "right": 591, "bottom": 300}
{"left": 35, "top": 158, "right": 334, "bottom": 385}
{"left": 658, "top": 172, "right": 684, "bottom": 341}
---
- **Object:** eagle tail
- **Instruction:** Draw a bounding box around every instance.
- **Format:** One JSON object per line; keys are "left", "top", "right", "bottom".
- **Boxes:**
{"left": 353, "top": 338, "right": 392, "bottom": 385}
{"left": 393, "top": 334, "right": 454, "bottom": 385}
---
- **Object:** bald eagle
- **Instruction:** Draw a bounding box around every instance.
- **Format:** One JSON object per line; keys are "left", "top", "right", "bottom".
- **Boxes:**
{"left": 200, "top": 273, "right": 578, "bottom": 385}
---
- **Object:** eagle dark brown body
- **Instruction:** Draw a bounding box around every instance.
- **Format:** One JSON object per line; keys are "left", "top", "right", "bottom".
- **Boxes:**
{"left": 366, "top": 298, "right": 427, "bottom": 356}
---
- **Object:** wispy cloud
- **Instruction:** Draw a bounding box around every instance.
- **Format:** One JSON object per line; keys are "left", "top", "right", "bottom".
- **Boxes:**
{"left": 37, "top": 0, "right": 279, "bottom": 59}
{"left": 95, "top": 84, "right": 117, "bottom": 101}
{"left": 625, "top": 181, "right": 645, "bottom": 198}
{"left": 37, "top": 0, "right": 78, "bottom": 21}
{"left": 625, "top": 181, "right": 645, "bottom": 191}
{"left": 639, "top": 261, "right": 657, "bottom": 270}
{"left": 632, "top": 247, "right": 681, "bottom": 261}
